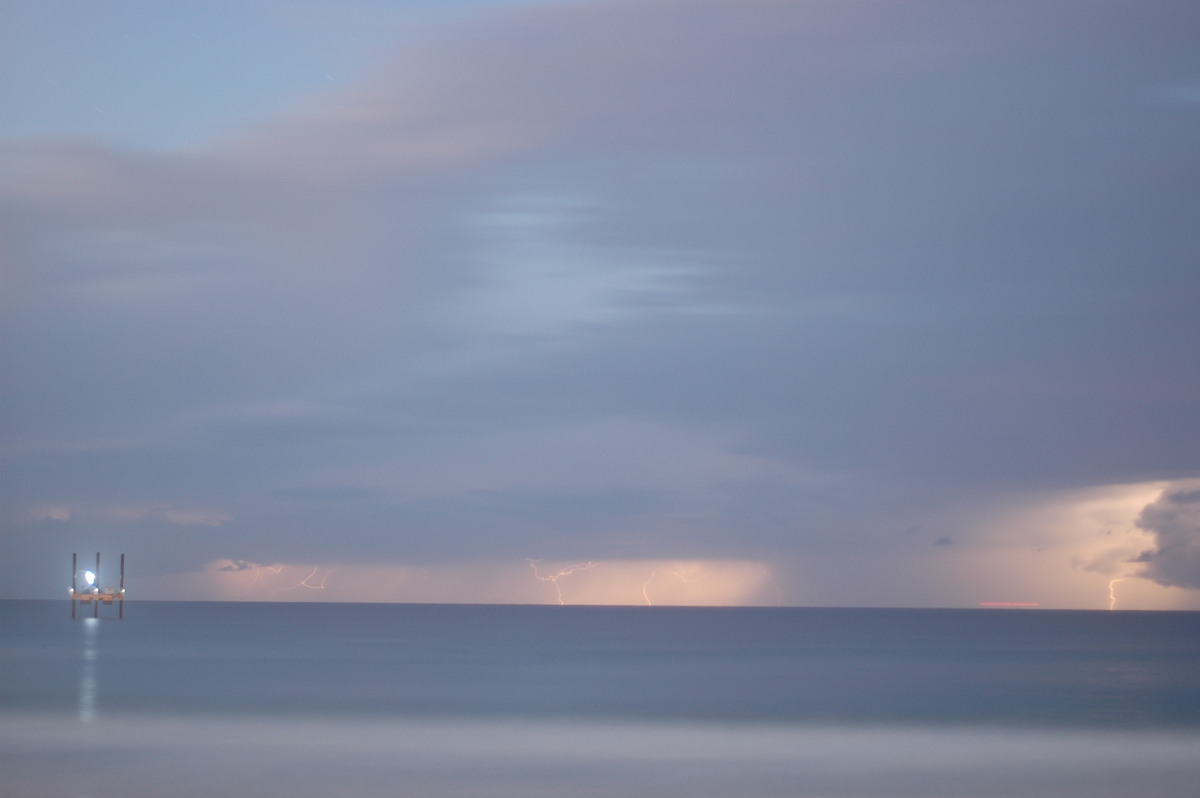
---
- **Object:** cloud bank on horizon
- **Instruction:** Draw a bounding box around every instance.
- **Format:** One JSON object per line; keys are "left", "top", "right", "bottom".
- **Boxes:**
{"left": 3, "top": 0, "right": 1199, "bottom": 607}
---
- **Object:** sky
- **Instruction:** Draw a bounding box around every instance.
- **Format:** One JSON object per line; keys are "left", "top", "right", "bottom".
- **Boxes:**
{"left": 2, "top": 0, "right": 1199, "bottom": 608}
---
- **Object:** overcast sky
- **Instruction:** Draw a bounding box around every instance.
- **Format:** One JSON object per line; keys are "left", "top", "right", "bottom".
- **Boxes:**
{"left": 3, "top": 0, "right": 1199, "bottom": 608}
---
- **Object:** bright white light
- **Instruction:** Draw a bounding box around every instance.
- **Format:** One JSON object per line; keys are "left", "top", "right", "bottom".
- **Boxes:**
{"left": 84, "top": 570, "right": 96, "bottom": 586}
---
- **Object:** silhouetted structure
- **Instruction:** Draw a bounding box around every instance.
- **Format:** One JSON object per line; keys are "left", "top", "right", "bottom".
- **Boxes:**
{"left": 70, "top": 552, "right": 124, "bottom": 619}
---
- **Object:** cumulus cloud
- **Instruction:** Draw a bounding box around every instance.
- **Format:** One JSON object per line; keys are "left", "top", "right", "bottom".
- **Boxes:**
{"left": 1134, "top": 481, "right": 1200, "bottom": 590}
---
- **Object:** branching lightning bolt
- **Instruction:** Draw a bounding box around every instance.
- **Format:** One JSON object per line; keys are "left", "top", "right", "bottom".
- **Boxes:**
{"left": 273, "top": 565, "right": 331, "bottom": 595}
{"left": 225, "top": 562, "right": 281, "bottom": 595}
{"left": 641, "top": 568, "right": 700, "bottom": 606}
{"left": 250, "top": 563, "right": 284, "bottom": 591}
{"left": 528, "top": 558, "right": 596, "bottom": 605}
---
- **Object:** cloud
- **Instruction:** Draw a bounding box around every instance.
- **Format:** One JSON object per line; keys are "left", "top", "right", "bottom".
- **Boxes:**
{"left": 346, "top": 417, "right": 808, "bottom": 499}
{"left": 17, "top": 503, "right": 231, "bottom": 529}
{"left": 1134, "top": 481, "right": 1200, "bottom": 590}
{"left": 25, "top": 505, "right": 72, "bottom": 522}
{"left": 184, "top": 557, "right": 780, "bottom": 605}
{"left": 3, "top": 1, "right": 1200, "bottom": 605}
{"left": 215, "top": 558, "right": 263, "bottom": 573}
{"left": 161, "top": 509, "right": 232, "bottom": 527}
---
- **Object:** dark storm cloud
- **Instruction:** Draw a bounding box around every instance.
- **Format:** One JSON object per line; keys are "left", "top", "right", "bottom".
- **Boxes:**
{"left": 2, "top": 0, "right": 1199, "bottom": 601}
{"left": 1136, "top": 482, "right": 1200, "bottom": 590}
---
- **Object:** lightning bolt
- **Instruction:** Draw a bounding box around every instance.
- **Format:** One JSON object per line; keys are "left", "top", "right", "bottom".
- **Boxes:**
{"left": 528, "top": 558, "right": 596, "bottom": 605}
{"left": 641, "top": 568, "right": 699, "bottom": 606}
{"left": 254, "top": 564, "right": 284, "bottom": 591}
{"left": 273, "top": 565, "right": 332, "bottom": 596}
{"left": 1108, "top": 577, "right": 1124, "bottom": 611}
{"left": 761, "top": 565, "right": 784, "bottom": 604}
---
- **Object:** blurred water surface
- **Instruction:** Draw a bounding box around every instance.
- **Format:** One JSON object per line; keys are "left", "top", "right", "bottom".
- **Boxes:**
{"left": 3, "top": 601, "right": 1199, "bottom": 797}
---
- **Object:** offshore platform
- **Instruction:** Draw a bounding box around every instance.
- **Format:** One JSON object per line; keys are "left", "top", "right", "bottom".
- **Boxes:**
{"left": 70, "top": 552, "right": 125, "bottom": 619}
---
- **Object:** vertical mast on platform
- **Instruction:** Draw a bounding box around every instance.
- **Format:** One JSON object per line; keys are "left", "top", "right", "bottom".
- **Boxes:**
{"left": 94, "top": 552, "right": 100, "bottom": 618}
{"left": 69, "top": 552, "right": 125, "bottom": 619}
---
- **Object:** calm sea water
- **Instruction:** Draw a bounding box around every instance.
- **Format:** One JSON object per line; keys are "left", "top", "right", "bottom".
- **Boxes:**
{"left": 3, "top": 600, "right": 1199, "bottom": 797}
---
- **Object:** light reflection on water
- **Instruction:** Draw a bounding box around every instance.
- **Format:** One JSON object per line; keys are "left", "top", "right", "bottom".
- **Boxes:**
{"left": 79, "top": 617, "right": 98, "bottom": 724}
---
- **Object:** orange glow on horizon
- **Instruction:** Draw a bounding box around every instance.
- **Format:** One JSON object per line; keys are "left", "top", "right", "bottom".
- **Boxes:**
{"left": 178, "top": 557, "right": 783, "bottom": 606}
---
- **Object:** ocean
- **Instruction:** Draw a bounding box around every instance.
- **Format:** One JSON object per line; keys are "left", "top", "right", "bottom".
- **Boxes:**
{"left": 3, "top": 600, "right": 1199, "bottom": 797}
